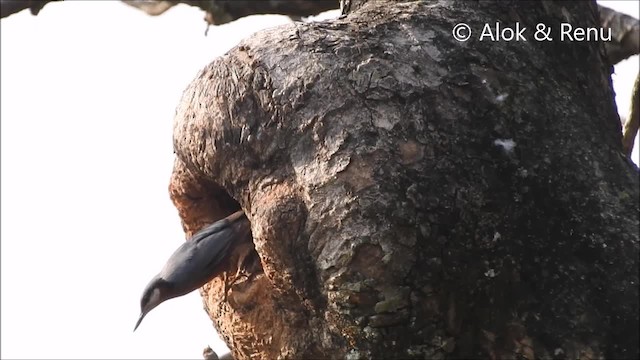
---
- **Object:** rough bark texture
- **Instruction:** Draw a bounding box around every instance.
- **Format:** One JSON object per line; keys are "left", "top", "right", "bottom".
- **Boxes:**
{"left": 168, "top": 0, "right": 639, "bottom": 359}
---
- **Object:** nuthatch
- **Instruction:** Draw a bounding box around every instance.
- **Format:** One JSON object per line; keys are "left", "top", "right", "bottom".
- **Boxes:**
{"left": 134, "top": 210, "right": 252, "bottom": 331}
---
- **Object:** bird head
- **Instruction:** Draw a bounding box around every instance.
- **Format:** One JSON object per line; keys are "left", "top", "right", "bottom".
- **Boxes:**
{"left": 134, "top": 276, "right": 169, "bottom": 331}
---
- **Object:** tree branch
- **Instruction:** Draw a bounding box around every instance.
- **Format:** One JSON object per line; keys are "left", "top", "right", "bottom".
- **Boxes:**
{"left": 599, "top": 5, "right": 640, "bottom": 65}
{"left": 121, "top": 0, "right": 175, "bottom": 16}
{"left": 3, "top": 0, "right": 637, "bottom": 63}
{"left": 122, "top": 0, "right": 338, "bottom": 24}
{"left": 622, "top": 73, "right": 639, "bottom": 157}
{"left": 0, "top": 0, "right": 59, "bottom": 18}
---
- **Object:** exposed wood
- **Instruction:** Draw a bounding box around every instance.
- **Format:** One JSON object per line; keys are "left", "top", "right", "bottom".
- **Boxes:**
{"left": 622, "top": 73, "right": 639, "bottom": 157}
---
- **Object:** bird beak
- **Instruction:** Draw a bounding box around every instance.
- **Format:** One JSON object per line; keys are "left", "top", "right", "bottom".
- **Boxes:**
{"left": 133, "top": 312, "right": 147, "bottom": 332}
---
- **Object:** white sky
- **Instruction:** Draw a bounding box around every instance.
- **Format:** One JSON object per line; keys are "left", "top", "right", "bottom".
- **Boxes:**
{"left": 0, "top": 1, "right": 637, "bottom": 359}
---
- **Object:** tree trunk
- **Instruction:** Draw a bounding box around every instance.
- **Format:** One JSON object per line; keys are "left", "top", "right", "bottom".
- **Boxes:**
{"left": 168, "top": 0, "right": 639, "bottom": 359}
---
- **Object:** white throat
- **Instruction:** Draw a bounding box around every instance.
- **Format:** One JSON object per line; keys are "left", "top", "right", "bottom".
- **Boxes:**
{"left": 149, "top": 287, "right": 162, "bottom": 308}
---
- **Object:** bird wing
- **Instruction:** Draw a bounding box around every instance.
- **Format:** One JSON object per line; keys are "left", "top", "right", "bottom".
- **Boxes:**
{"left": 192, "top": 222, "right": 237, "bottom": 272}
{"left": 160, "top": 212, "right": 247, "bottom": 285}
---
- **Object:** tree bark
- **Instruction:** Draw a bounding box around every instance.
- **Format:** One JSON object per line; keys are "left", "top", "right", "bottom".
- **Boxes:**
{"left": 168, "top": 0, "right": 639, "bottom": 359}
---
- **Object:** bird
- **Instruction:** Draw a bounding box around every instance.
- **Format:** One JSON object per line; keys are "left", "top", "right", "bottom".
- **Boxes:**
{"left": 134, "top": 210, "right": 253, "bottom": 331}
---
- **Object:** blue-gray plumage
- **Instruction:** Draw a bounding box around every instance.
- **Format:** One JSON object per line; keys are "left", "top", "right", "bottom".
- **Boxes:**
{"left": 134, "top": 210, "right": 252, "bottom": 331}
